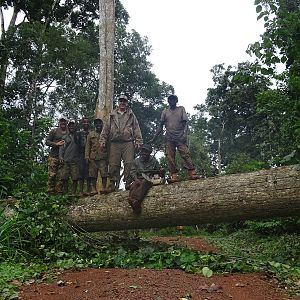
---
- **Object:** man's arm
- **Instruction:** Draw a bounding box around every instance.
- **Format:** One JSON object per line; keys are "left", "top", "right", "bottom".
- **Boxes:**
{"left": 99, "top": 118, "right": 110, "bottom": 149}
{"left": 132, "top": 115, "right": 143, "bottom": 148}
{"left": 129, "top": 160, "right": 139, "bottom": 182}
{"left": 150, "top": 122, "right": 163, "bottom": 143}
{"left": 46, "top": 129, "right": 65, "bottom": 148}
{"left": 150, "top": 110, "right": 166, "bottom": 143}
{"left": 59, "top": 137, "right": 66, "bottom": 162}
{"left": 45, "top": 129, "right": 56, "bottom": 147}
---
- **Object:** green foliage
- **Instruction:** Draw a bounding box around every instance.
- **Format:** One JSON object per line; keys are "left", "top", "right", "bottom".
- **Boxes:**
{"left": 254, "top": 89, "right": 298, "bottom": 162}
{"left": 0, "top": 113, "right": 49, "bottom": 197}
{"left": 195, "top": 224, "right": 300, "bottom": 294}
{"left": 244, "top": 218, "right": 300, "bottom": 235}
{"left": 1, "top": 201, "right": 300, "bottom": 296}
{"left": 225, "top": 153, "right": 267, "bottom": 174}
{"left": 0, "top": 0, "right": 173, "bottom": 196}
{"left": 199, "top": 63, "right": 270, "bottom": 170}
{"left": 247, "top": 0, "right": 300, "bottom": 164}
{"left": 0, "top": 193, "right": 90, "bottom": 261}
{"left": 0, "top": 263, "right": 47, "bottom": 300}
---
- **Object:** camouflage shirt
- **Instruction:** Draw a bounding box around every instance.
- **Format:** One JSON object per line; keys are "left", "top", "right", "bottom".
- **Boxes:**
{"left": 130, "top": 156, "right": 160, "bottom": 181}
{"left": 85, "top": 130, "right": 107, "bottom": 160}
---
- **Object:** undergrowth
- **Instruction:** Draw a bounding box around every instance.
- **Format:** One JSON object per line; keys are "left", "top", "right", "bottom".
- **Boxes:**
{"left": 0, "top": 193, "right": 299, "bottom": 299}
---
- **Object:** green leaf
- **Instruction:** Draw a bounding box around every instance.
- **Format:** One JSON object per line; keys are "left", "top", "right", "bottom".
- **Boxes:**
{"left": 254, "top": 0, "right": 261, "bottom": 4}
{"left": 280, "top": 56, "right": 287, "bottom": 63}
{"left": 257, "top": 12, "right": 265, "bottom": 20}
{"left": 261, "top": 68, "right": 272, "bottom": 75}
{"left": 256, "top": 5, "right": 263, "bottom": 13}
{"left": 202, "top": 266, "right": 213, "bottom": 278}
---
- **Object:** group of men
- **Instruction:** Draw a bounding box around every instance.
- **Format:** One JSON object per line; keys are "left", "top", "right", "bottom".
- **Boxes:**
{"left": 46, "top": 94, "right": 201, "bottom": 212}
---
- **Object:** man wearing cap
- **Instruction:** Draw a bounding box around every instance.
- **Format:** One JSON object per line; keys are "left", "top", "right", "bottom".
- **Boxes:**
{"left": 45, "top": 116, "right": 68, "bottom": 194}
{"left": 100, "top": 94, "right": 143, "bottom": 192}
{"left": 85, "top": 118, "right": 108, "bottom": 195}
{"left": 59, "top": 120, "right": 80, "bottom": 195}
{"left": 151, "top": 94, "right": 201, "bottom": 183}
{"left": 78, "top": 117, "right": 91, "bottom": 196}
{"left": 128, "top": 144, "right": 165, "bottom": 214}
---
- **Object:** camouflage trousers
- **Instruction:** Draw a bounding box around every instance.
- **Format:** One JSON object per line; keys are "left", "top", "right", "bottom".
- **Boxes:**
{"left": 47, "top": 156, "right": 63, "bottom": 193}
{"left": 88, "top": 159, "right": 108, "bottom": 179}
{"left": 165, "top": 140, "right": 195, "bottom": 174}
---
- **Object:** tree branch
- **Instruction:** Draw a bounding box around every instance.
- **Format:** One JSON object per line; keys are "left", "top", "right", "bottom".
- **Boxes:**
{"left": 0, "top": 7, "right": 4, "bottom": 40}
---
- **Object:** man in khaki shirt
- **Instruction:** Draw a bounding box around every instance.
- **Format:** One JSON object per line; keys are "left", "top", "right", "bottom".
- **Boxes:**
{"left": 100, "top": 95, "right": 143, "bottom": 192}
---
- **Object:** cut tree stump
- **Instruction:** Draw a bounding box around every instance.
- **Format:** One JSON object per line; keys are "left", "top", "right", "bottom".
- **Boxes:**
{"left": 67, "top": 165, "right": 300, "bottom": 232}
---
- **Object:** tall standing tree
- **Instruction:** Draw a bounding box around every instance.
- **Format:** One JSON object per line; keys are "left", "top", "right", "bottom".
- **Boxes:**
{"left": 97, "top": 0, "right": 115, "bottom": 121}
{"left": 247, "top": 0, "right": 300, "bottom": 161}
{"left": 204, "top": 62, "right": 270, "bottom": 172}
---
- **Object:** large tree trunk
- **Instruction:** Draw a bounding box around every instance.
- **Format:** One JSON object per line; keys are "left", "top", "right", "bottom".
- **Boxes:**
{"left": 67, "top": 165, "right": 300, "bottom": 232}
{"left": 97, "top": 0, "right": 115, "bottom": 121}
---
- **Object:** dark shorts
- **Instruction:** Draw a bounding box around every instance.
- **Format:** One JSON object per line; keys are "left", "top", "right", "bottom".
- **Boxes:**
{"left": 61, "top": 161, "right": 79, "bottom": 180}
{"left": 89, "top": 159, "right": 108, "bottom": 178}
{"left": 78, "top": 156, "right": 89, "bottom": 180}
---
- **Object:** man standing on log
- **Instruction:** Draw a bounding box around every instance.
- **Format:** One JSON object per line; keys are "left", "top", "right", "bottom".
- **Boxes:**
{"left": 100, "top": 94, "right": 143, "bottom": 192}
{"left": 59, "top": 120, "right": 80, "bottom": 196}
{"left": 128, "top": 144, "right": 165, "bottom": 214}
{"left": 78, "top": 117, "right": 91, "bottom": 196}
{"left": 151, "top": 94, "right": 201, "bottom": 183}
{"left": 85, "top": 118, "right": 108, "bottom": 195}
{"left": 45, "top": 116, "right": 68, "bottom": 195}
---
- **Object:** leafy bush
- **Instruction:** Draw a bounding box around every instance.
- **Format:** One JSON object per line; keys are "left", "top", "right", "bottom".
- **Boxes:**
{"left": 0, "top": 193, "right": 90, "bottom": 261}
{"left": 225, "top": 153, "right": 267, "bottom": 174}
{"left": 0, "top": 113, "right": 49, "bottom": 197}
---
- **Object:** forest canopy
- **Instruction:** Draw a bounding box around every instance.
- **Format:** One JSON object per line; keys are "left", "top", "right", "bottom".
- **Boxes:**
{"left": 0, "top": 0, "right": 299, "bottom": 197}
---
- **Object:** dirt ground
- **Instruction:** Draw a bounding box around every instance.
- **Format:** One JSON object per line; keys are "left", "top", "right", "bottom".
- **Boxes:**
{"left": 19, "top": 236, "right": 299, "bottom": 300}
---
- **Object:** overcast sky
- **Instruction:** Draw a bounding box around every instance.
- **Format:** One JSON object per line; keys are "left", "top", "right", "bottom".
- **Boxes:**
{"left": 121, "top": 0, "right": 265, "bottom": 114}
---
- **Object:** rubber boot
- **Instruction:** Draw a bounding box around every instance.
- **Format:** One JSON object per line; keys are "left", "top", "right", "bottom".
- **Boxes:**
{"left": 71, "top": 180, "right": 78, "bottom": 197}
{"left": 106, "top": 180, "right": 116, "bottom": 193}
{"left": 100, "top": 177, "right": 108, "bottom": 194}
{"left": 125, "top": 181, "right": 131, "bottom": 191}
{"left": 90, "top": 178, "right": 98, "bottom": 195}
{"left": 167, "top": 173, "right": 179, "bottom": 184}
{"left": 188, "top": 169, "right": 201, "bottom": 180}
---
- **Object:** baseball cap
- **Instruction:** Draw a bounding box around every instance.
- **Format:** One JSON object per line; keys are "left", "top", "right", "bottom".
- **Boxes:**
{"left": 118, "top": 94, "right": 128, "bottom": 101}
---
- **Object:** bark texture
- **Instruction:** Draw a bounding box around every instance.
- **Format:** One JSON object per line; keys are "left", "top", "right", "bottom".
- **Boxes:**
{"left": 67, "top": 165, "right": 300, "bottom": 232}
{"left": 97, "top": 0, "right": 115, "bottom": 121}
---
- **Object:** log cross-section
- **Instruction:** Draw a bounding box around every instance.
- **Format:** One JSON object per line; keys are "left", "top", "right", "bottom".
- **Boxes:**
{"left": 67, "top": 165, "right": 300, "bottom": 232}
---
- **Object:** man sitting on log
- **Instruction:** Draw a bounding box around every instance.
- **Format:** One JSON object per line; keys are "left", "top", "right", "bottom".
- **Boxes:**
{"left": 128, "top": 144, "right": 165, "bottom": 214}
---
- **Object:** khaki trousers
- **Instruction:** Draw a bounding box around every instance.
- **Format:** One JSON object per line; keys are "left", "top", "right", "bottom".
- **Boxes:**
{"left": 109, "top": 141, "right": 135, "bottom": 183}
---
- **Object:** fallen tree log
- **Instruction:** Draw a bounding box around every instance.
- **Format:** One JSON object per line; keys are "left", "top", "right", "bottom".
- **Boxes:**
{"left": 67, "top": 165, "right": 300, "bottom": 232}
